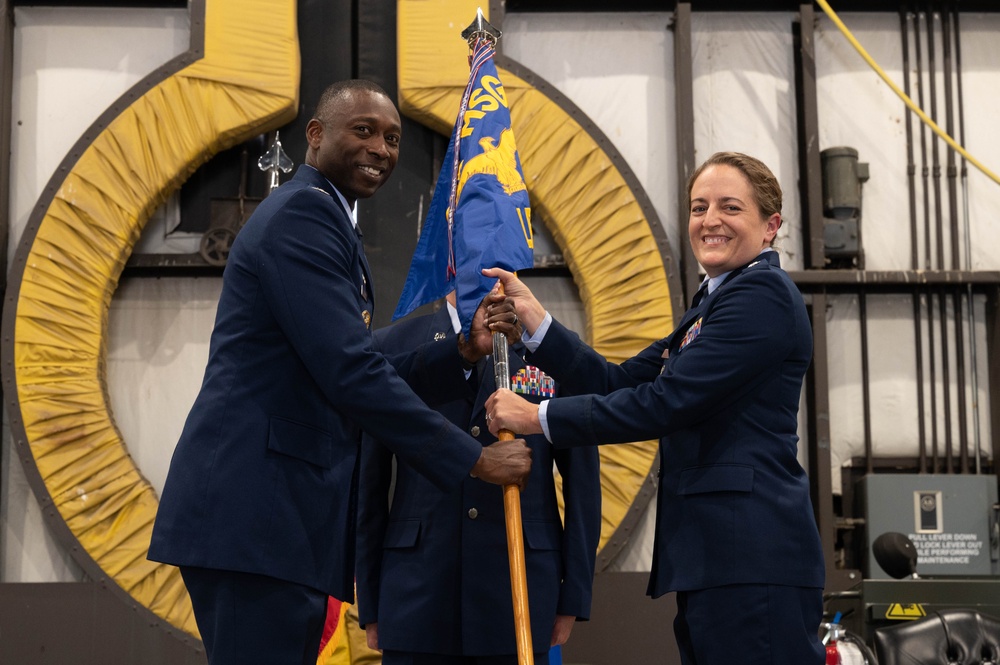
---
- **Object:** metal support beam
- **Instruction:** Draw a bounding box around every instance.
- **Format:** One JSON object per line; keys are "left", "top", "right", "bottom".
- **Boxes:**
{"left": 789, "top": 269, "right": 1000, "bottom": 290}
{"left": 0, "top": 0, "right": 13, "bottom": 523}
{"left": 794, "top": 4, "right": 826, "bottom": 270}
{"left": 988, "top": 286, "right": 1000, "bottom": 486}
{"left": 672, "top": 3, "right": 699, "bottom": 305}
{"left": 805, "top": 291, "right": 838, "bottom": 579}
{"left": 0, "top": 0, "right": 11, "bottom": 300}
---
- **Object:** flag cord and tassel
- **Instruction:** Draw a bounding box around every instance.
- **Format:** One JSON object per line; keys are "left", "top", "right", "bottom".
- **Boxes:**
{"left": 492, "top": 282, "right": 534, "bottom": 665}
{"left": 445, "top": 36, "right": 493, "bottom": 279}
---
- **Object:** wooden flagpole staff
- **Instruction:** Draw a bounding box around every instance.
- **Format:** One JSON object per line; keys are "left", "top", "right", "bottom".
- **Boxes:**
{"left": 492, "top": 284, "right": 534, "bottom": 665}
{"left": 460, "top": 10, "right": 533, "bottom": 664}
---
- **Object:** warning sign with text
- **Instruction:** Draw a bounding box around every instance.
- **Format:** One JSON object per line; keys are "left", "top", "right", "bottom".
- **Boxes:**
{"left": 909, "top": 532, "right": 985, "bottom": 567}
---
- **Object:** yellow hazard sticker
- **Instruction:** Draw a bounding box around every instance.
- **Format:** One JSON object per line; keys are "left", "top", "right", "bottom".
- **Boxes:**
{"left": 886, "top": 603, "right": 927, "bottom": 620}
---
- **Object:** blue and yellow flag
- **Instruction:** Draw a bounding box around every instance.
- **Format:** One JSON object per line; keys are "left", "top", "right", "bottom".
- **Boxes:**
{"left": 393, "top": 39, "right": 534, "bottom": 334}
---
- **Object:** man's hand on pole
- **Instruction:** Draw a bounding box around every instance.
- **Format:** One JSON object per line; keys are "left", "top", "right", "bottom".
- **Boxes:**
{"left": 459, "top": 287, "right": 523, "bottom": 363}
{"left": 471, "top": 438, "right": 532, "bottom": 490}
{"left": 481, "top": 267, "right": 547, "bottom": 336}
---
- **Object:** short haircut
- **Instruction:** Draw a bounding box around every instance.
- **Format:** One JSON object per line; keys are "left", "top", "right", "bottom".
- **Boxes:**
{"left": 313, "top": 79, "right": 391, "bottom": 125}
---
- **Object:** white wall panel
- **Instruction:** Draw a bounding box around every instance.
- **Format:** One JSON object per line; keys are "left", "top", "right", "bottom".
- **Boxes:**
{"left": 503, "top": 12, "right": 678, "bottom": 257}
{"left": 692, "top": 13, "right": 804, "bottom": 270}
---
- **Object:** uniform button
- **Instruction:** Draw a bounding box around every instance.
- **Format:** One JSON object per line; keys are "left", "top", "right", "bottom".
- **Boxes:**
{"left": 468, "top": 508, "right": 479, "bottom": 519}
{"left": 471, "top": 426, "right": 481, "bottom": 437}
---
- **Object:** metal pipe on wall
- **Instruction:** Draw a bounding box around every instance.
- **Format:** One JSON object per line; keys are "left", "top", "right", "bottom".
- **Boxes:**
{"left": 939, "top": 286, "right": 954, "bottom": 472}
{"left": 941, "top": 4, "right": 960, "bottom": 270}
{"left": 953, "top": 1, "right": 983, "bottom": 474}
{"left": 861, "top": 291, "right": 874, "bottom": 473}
{"left": 926, "top": 6, "right": 955, "bottom": 473}
{"left": 901, "top": 8, "right": 928, "bottom": 472}
{"left": 940, "top": 4, "right": 969, "bottom": 473}
{"left": 914, "top": 10, "right": 940, "bottom": 472}
{"left": 927, "top": 6, "right": 945, "bottom": 272}
{"left": 853, "top": 156, "right": 874, "bottom": 471}
{"left": 954, "top": 283, "right": 969, "bottom": 473}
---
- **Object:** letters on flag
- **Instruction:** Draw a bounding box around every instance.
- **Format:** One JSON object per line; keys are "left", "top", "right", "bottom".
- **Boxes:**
{"left": 393, "top": 38, "right": 534, "bottom": 334}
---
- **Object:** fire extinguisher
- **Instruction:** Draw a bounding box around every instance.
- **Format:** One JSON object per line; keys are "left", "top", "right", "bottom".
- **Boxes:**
{"left": 824, "top": 612, "right": 843, "bottom": 665}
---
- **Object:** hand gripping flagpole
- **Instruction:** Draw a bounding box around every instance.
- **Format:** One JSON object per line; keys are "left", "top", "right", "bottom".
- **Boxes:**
{"left": 461, "top": 10, "right": 534, "bottom": 665}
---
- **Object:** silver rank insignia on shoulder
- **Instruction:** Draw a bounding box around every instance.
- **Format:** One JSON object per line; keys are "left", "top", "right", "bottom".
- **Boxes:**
{"left": 309, "top": 186, "right": 330, "bottom": 196}
{"left": 362, "top": 310, "right": 371, "bottom": 328}
{"left": 748, "top": 260, "right": 761, "bottom": 268}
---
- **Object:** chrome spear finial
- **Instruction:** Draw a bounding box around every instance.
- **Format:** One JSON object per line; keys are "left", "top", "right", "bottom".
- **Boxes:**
{"left": 461, "top": 7, "right": 501, "bottom": 48}
{"left": 258, "top": 131, "right": 294, "bottom": 193}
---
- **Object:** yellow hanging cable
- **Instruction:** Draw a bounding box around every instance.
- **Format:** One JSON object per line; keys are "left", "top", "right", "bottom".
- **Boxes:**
{"left": 816, "top": 0, "right": 1000, "bottom": 186}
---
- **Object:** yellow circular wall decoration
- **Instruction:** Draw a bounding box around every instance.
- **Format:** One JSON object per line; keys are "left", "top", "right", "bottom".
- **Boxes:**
{"left": 397, "top": 0, "right": 680, "bottom": 566}
{"left": 1, "top": 0, "right": 299, "bottom": 638}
